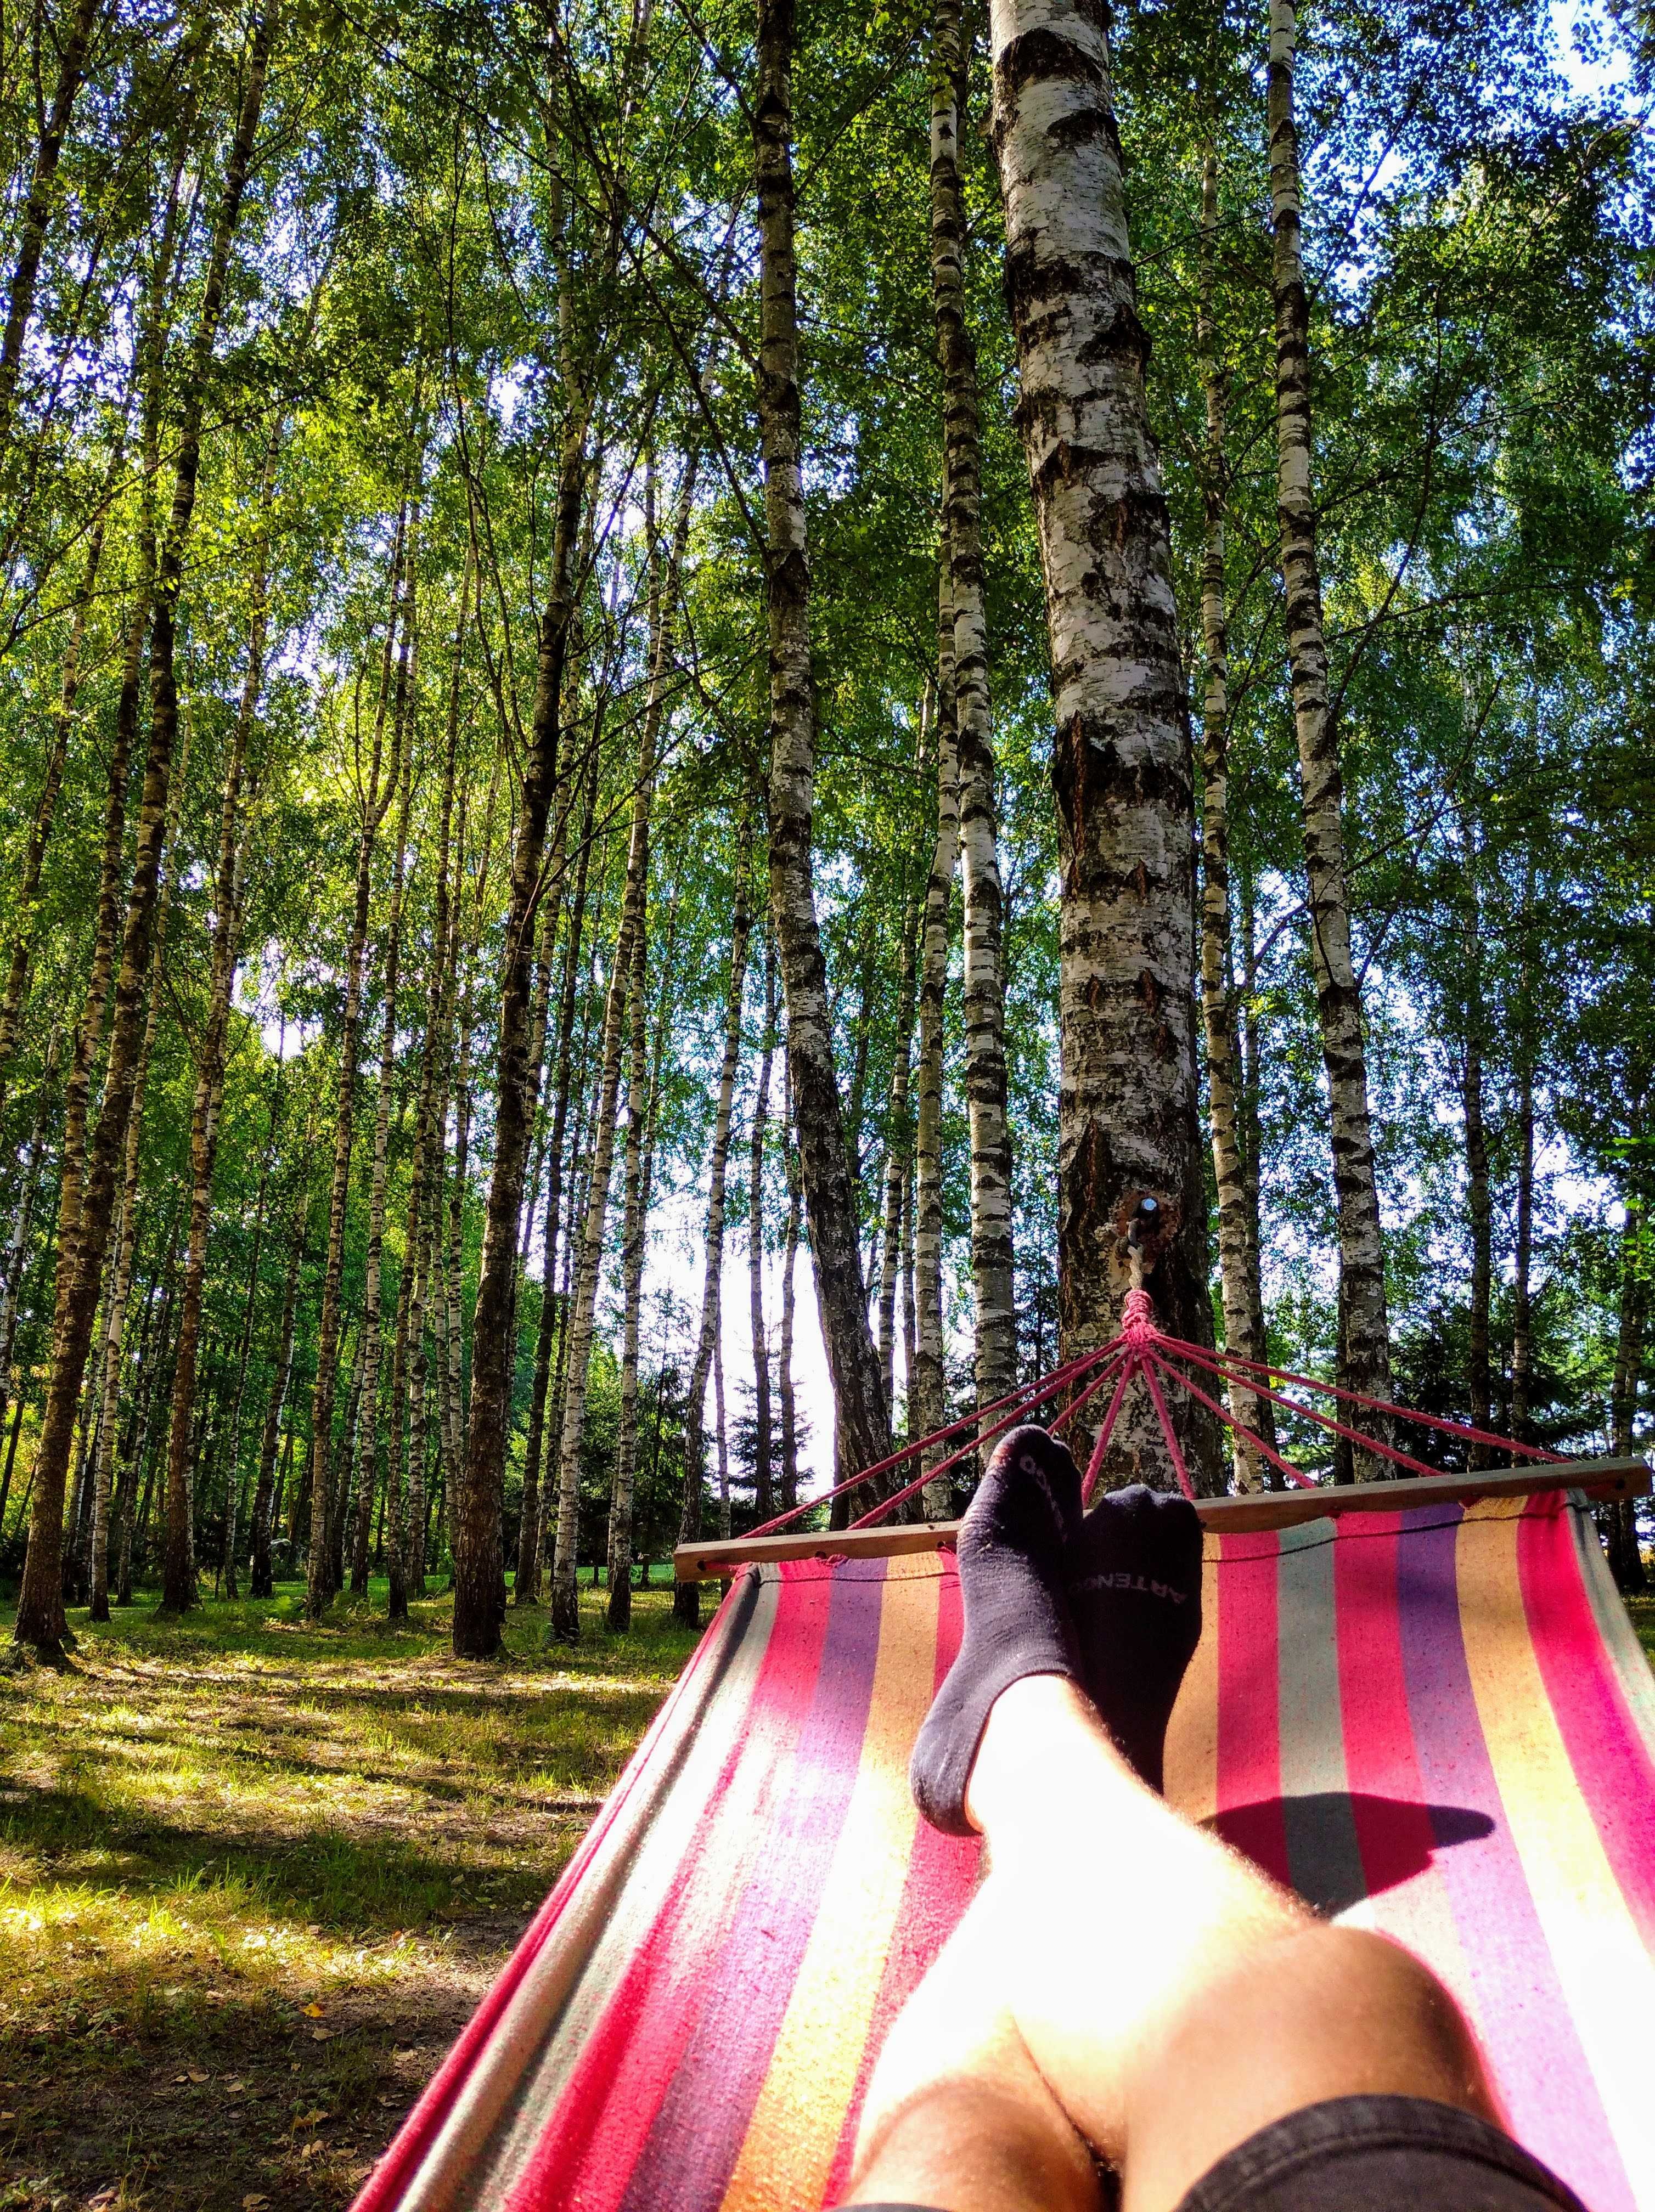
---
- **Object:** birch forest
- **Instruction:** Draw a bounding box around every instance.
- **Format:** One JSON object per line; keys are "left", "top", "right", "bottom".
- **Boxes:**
{"left": 1, "top": 0, "right": 1651, "bottom": 1664}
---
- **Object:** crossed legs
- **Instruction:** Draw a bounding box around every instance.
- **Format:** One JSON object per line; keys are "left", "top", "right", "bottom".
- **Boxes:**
{"left": 846, "top": 1667, "right": 1500, "bottom": 2212}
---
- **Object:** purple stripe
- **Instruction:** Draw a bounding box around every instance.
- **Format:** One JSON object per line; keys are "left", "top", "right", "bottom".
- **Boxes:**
{"left": 1397, "top": 1507, "right": 1629, "bottom": 2209}
{"left": 617, "top": 1559, "right": 890, "bottom": 2212}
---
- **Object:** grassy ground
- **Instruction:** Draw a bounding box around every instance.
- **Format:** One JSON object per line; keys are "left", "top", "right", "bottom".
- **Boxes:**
{"left": 0, "top": 1578, "right": 703, "bottom": 2212}
{"left": 1628, "top": 1594, "right": 1655, "bottom": 1668}
{"left": 3, "top": 1577, "right": 1649, "bottom": 2212}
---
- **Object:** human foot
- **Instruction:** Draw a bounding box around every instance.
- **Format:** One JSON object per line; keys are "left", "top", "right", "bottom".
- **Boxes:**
{"left": 909, "top": 1426, "right": 1083, "bottom": 1836}
{"left": 1063, "top": 1484, "right": 1203, "bottom": 1793}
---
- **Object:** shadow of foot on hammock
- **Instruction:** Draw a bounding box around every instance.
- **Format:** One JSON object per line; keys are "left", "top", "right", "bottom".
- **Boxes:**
{"left": 1206, "top": 1791, "right": 1495, "bottom": 1917}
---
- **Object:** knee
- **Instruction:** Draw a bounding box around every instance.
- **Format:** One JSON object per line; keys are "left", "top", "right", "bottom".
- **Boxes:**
{"left": 1158, "top": 1923, "right": 1497, "bottom": 2121}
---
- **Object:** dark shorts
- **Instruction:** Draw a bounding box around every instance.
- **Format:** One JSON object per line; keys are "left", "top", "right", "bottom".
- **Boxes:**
{"left": 852, "top": 2094, "right": 1589, "bottom": 2212}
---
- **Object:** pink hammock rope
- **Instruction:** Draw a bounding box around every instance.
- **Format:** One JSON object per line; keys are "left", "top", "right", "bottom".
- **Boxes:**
{"left": 741, "top": 1287, "right": 1567, "bottom": 1535}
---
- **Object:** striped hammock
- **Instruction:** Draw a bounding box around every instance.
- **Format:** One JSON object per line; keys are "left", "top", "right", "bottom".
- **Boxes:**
{"left": 354, "top": 1487, "right": 1655, "bottom": 2212}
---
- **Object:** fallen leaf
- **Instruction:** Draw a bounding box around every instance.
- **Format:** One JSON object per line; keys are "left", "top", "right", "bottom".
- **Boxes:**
{"left": 306, "top": 1922, "right": 322, "bottom": 1935}
{"left": 242, "top": 2195, "right": 269, "bottom": 2209}
{"left": 0, "top": 2111, "right": 14, "bottom": 2122}
{"left": 187, "top": 2068, "right": 209, "bottom": 2084}
{"left": 311, "top": 2026, "right": 334, "bottom": 2042}
{"left": 172, "top": 2073, "right": 189, "bottom": 2085}
{"left": 300, "top": 2138, "right": 323, "bottom": 2161}
{"left": 225, "top": 2079, "right": 246, "bottom": 2095}
{"left": 376, "top": 2095, "right": 397, "bottom": 2108}
{"left": 302, "top": 2003, "right": 325, "bottom": 2018}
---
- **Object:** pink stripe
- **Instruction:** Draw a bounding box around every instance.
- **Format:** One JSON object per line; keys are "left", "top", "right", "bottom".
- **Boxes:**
{"left": 821, "top": 1562, "right": 980, "bottom": 2206}
{"left": 1518, "top": 1497, "right": 1655, "bottom": 1956}
{"left": 504, "top": 1571, "right": 840, "bottom": 2212}
{"left": 1395, "top": 1506, "right": 1628, "bottom": 2210}
{"left": 350, "top": 1572, "right": 758, "bottom": 2212}
{"left": 1333, "top": 1513, "right": 1444, "bottom": 1898}
{"left": 1213, "top": 1531, "right": 1290, "bottom": 1883}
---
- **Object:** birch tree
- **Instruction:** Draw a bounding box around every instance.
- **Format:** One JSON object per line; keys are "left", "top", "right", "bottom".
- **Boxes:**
{"left": 931, "top": 0, "right": 1015, "bottom": 1419}
{"left": 987, "top": 0, "right": 1206, "bottom": 1485}
{"left": 1266, "top": 0, "right": 1393, "bottom": 1468}
{"left": 752, "top": 0, "right": 890, "bottom": 1485}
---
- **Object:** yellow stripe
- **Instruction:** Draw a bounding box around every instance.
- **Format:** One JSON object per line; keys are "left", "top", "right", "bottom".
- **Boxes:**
{"left": 718, "top": 1560, "right": 942, "bottom": 2212}
{"left": 1166, "top": 1547, "right": 1220, "bottom": 1827}
{"left": 1456, "top": 1505, "right": 1655, "bottom": 2200}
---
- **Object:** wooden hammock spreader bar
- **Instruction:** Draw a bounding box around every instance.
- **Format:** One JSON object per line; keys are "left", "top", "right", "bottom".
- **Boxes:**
{"left": 673, "top": 1458, "right": 1651, "bottom": 1579}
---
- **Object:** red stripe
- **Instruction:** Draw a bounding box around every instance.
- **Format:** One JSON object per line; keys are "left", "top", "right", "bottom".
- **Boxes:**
{"left": 350, "top": 1573, "right": 757, "bottom": 2212}
{"left": 504, "top": 1571, "right": 840, "bottom": 2212}
{"left": 1518, "top": 1497, "right": 1655, "bottom": 1956}
{"left": 617, "top": 1564, "right": 892, "bottom": 2212}
{"left": 1212, "top": 1530, "right": 1290, "bottom": 1881}
{"left": 1333, "top": 1512, "right": 1443, "bottom": 1895}
{"left": 821, "top": 1561, "right": 981, "bottom": 2206}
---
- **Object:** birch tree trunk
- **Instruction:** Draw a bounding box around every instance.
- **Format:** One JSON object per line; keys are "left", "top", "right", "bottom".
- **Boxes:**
{"left": 13, "top": 5, "right": 277, "bottom": 1655}
{"left": 779, "top": 1059, "right": 802, "bottom": 1513}
{"left": 1608, "top": 1194, "right": 1646, "bottom": 1593}
{"left": 547, "top": 599, "right": 680, "bottom": 1641}
{"left": 1267, "top": 0, "right": 1392, "bottom": 1471}
{"left": 452, "top": 393, "right": 589, "bottom": 1660}
{"left": 747, "top": 934, "right": 777, "bottom": 1522}
{"left": 1511, "top": 859, "right": 1536, "bottom": 1446}
{"left": 753, "top": 0, "right": 890, "bottom": 1483}
{"left": 1459, "top": 822, "right": 1493, "bottom": 1465}
{"left": 549, "top": 885, "right": 639, "bottom": 1640}
{"left": 516, "top": 743, "right": 599, "bottom": 1604}
{"left": 0, "top": 0, "right": 101, "bottom": 456}
{"left": 1195, "top": 145, "right": 1275, "bottom": 1490}
{"left": 901, "top": 1155, "right": 917, "bottom": 1439}
{"left": 932, "top": 0, "right": 1015, "bottom": 1421}
{"left": 439, "top": 756, "right": 499, "bottom": 1530}
{"left": 0, "top": 1042, "right": 54, "bottom": 1463}
{"left": 330, "top": 1325, "right": 367, "bottom": 1588}
{"left": 384, "top": 565, "right": 465, "bottom": 1607}
{"left": 988, "top": 0, "right": 1204, "bottom": 1488}
{"left": 542, "top": 462, "right": 689, "bottom": 1644}
{"left": 218, "top": 1045, "right": 282, "bottom": 1602}
{"left": 914, "top": 641, "right": 958, "bottom": 1506}
{"left": 714, "top": 1324, "right": 731, "bottom": 1539}
{"left": 250, "top": 1166, "right": 305, "bottom": 1599}
{"left": 672, "top": 816, "right": 753, "bottom": 1626}
{"left": 875, "top": 901, "right": 917, "bottom": 1419}
{"left": 0, "top": 474, "right": 114, "bottom": 1114}
{"left": 305, "top": 501, "right": 412, "bottom": 1620}
{"left": 87, "top": 853, "right": 175, "bottom": 1620}
{"left": 606, "top": 874, "right": 652, "bottom": 1631}
{"left": 360, "top": 761, "right": 414, "bottom": 1624}
{"left": 161, "top": 500, "right": 271, "bottom": 1614}
{"left": 48, "top": 582, "right": 150, "bottom": 1354}
{"left": 117, "top": 1216, "right": 179, "bottom": 1602}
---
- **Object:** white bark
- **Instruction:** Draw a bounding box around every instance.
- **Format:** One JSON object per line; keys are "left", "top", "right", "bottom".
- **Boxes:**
{"left": 1267, "top": 0, "right": 1392, "bottom": 1471}
{"left": 932, "top": 0, "right": 1016, "bottom": 1420}
{"left": 988, "top": 0, "right": 1206, "bottom": 1487}
{"left": 1195, "top": 146, "right": 1274, "bottom": 1492}
{"left": 914, "top": 639, "right": 958, "bottom": 1510}
{"left": 754, "top": 0, "right": 891, "bottom": 1481}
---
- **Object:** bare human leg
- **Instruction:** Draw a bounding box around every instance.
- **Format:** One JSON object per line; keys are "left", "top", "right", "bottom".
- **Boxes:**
{"left": 845, "top": 1676, "right": 1499, "bottom": 2212}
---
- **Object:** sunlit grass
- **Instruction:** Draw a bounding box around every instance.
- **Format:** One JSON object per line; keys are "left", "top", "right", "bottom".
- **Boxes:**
{"left": 1628, "top": 1593, "right": 1655, "bottom": 1668}
{"left": 0, "top": 1577, "right": 702, "bottom": 2210}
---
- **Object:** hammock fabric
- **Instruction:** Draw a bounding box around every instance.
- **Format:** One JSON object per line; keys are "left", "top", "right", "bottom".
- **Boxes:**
{"left": 355, "top": 1485, "right": 1655, "bottom": 2212}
